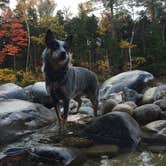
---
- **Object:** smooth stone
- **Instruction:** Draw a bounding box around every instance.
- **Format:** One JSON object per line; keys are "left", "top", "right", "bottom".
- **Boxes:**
{"left": 82, "top": 111, "right": 141, "bottom": 146}
{"left": 133, "top": 104, "right": 161, "bottom": 125}
{"left": 79, "top": 106, "right": 94, "bottom": 116}
{"left": 143, "top": 85, "right": 166, "bottom": 104}
{"left": 101, "top": 70, "right": 154, "bottom": 94}
{"left": 84, "top": 145, "right": 119, "bottom": 158}
{"left": 0, "top": 99, "right": 56, "bottom": 144}
{"left": 112, "top": 103, "right": 134, "bottom": 116}
{"left": 124, "top": 101, "right": 137, "bottom": 109}
{"left": 24, "top": 82, "right": 53, "bottom": 107}
{"left": 1, "top": 146, "right": 86, "bottom": 166}
{"left": 33, "top": 146, "right": 86, "bottom": 166}
{"left": 154, "top": 99, "right": 166, "bottom": 111}
{"left": 144, "top": 120, "right": 166, "bottom": 133}
{"left": 100, "top": 99, "right": 118, "bottom": 115}
{"left": 0, "top": 83, "right": 27, "bottom": 100}
{"left": 81, "top": 97, "right": 92, "bottom": 107}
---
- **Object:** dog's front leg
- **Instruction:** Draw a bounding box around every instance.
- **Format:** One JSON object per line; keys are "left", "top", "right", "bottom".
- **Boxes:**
{"left": 62, "top": 98, "right": 70, "bottom": 128}
{"left": 54, "top": 103, "right": 63, "bottom": 130}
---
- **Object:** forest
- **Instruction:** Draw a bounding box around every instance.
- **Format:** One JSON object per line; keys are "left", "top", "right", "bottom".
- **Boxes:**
{"left": 0, "top": 0, "right": 166, "bottom": 85}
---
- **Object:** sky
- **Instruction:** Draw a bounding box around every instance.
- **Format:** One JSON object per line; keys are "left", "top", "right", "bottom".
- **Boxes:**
{"left": 9, "top": 0, "right": 90, "bottom": 16}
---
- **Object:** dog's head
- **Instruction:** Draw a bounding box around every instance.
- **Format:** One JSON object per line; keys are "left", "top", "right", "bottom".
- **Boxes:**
{"left": 44, "top": 29, "right": 72, "bottom": 67}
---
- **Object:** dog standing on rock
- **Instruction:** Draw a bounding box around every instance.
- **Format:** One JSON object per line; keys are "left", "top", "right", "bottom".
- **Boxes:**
{"left": 42, "top": 29, "right": 99, "bottom": 129}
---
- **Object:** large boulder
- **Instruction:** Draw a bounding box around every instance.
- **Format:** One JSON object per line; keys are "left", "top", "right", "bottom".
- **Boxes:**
{"left": 133, "top": 104, "right": 161, "bottom": 125}
{"left": 0, "top": 146, "right": 86, "bottom": 166}
{"left": 82, "top": 111, "right": 141, "bottom": 146}
{"left": 101, "top": 70, "right": 154, "bottom": 94}
{"left": 0, "top": 83, "right": 27, "bottom": 100}
{"left": 24, "top": 82, "right": 53, "bottom": 107}
{"left": 154, "top": 99, "right": 166, "bottom": 111}
{"left": 142, "top": 85, "right": 166, "bottom": 104}
{"left": 0, "top": 99, "right": 56, "bottom": 144}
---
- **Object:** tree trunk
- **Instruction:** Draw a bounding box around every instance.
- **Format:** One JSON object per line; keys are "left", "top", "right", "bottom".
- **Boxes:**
{"left": 25, "top": 18, "right": 30, "bottom": 72}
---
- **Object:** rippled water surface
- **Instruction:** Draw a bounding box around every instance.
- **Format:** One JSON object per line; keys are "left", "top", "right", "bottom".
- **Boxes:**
{"left": 84, "top": 151, "right": 166, "bottom": 166}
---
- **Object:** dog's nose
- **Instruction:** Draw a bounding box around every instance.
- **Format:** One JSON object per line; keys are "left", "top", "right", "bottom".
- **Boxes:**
{"left": 60, "top": 51, "right": 66, "bottom": 59}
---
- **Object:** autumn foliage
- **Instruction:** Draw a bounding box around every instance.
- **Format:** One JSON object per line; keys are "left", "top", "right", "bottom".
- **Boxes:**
{"left": 0, "top": 8, "right": 28, "bottom": 63}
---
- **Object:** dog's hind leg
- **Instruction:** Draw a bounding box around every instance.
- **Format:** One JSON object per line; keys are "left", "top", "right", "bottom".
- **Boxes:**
{"left": 74, "top": 96, "right": 82, "bottom": 113}
{"left": 88, "top": 89, "right": 99, "bottom": 117}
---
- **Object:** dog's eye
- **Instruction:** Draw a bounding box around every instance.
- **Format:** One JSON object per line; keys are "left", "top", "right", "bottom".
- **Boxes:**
{"left": 48, "top": 41, "right": 59, "bottom": 50}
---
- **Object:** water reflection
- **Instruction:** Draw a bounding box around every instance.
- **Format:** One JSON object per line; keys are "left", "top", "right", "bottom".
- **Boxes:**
{"left": 99, "top": 151, "right": 165, "bottom": 166}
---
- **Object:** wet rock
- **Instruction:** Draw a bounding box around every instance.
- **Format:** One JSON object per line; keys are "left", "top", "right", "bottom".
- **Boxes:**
{"left": 0, "top": 99, "right": 56, "bottom": 144}
{"left": 112, "top": 103, "right": 134, "bottom": 116}
{"left": 31, "top": 146, "right": 86, "bottom": 166}
{"left": 82, "top": 111, "right": 141, "bottom": 146}
{"left": 133, "top": 104, "right": 161, "bottom": 125}
{"left": 0, "top": 83, "right": 27, "bottom": 100}
{"left": 1, "top": 146, "right": 86, "bottom": 166}
{"left": 154, "top": 99, "right": 166, "bottom": 111}
{"left": 60, "top": 137, "right": 93, "bottom": 148}
{"left": 100, "top": 99, "right": 118, "bottom": 115}
{"left": 24, "top": 82, "right": 53, "bottom": 107}
{"left": 101, "top": 70, "right": 154, "bottom": 94}
{"left": 142, "top": 85, "right": 166, "bottom": 104}
{"left": 84, "top": 145, "right": 119, "bottom": 158}
{"left": 144, "top": 120, "right": 166, "bottom": 133}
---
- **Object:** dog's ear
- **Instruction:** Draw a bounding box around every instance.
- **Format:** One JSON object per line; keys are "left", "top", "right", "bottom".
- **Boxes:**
{"left": 45, "top": 29, "right": 54, "bottom": 46}
{"left": 65, "top": 34, "right": 72, "bottom": 49}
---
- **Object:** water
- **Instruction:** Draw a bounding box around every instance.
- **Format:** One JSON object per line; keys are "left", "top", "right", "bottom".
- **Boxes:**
{"left": 84, "top": 151, "right": 166, "bottom": 166}
{"left": 0, "top": 122, "right": 165, "bottom": 166}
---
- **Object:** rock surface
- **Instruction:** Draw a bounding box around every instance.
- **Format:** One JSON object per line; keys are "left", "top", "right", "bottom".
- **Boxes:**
{"left": 100, "top": 99, "right": 118, "bottom": 115}
{"left": 144, "top": 120, "right": 166, "bottom": 133}
{"left": 101, "top": 70, "right": 154, "bottom": 94}
{"left": 142, "top": 85, "right": 166, "bottom": 104}
{"left": 82, "top": 111, "right": 141, "bottom": 146}
{"left": 112, "top": 103, "right": 134, "bottom": 115}
{"left": 0, "top": 83, "right": 27, "bottom": 100}
{"left": 0, "top": 146, "right": 86, "bottom": 166}
{"left": 84, "top": 145, "right": 119, "bottom": 158}
{"left": 154, "top": 99, "right": 166, "bottom": 111}
{"left": 133, "top": 104, "right": 161, "bottom": 125}
{"left": 24, "top": 82, "right": 53, "bottom": 107}
{"left": 0, "top": 99, "right": 56, "bottom": 144}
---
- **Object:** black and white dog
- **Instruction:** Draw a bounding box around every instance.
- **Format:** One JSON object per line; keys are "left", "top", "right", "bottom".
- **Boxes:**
{"left": 42, "top": 30, "right": 99, "bottom": 129}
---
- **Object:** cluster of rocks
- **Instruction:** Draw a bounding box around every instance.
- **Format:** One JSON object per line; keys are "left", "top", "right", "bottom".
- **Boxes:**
{"left": 0, "top": 70, "right": 166, "bottom": 165}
